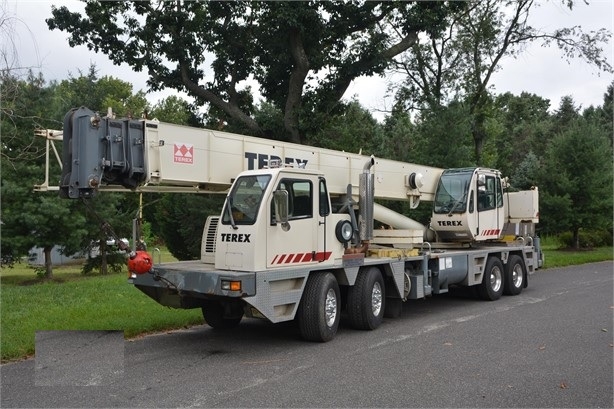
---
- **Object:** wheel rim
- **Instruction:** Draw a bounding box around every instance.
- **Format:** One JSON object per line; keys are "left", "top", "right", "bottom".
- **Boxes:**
{"left": 371, "top": 281, "right": 382, "bottom": 317}
{"left": 490, "top": 266, "right": 503, "bottom": 293}
{"left": 512, "top": 263, "right": 523, "bottom": 288}
{"left": 325, "top": 288, "right": 337, "bottom": 327}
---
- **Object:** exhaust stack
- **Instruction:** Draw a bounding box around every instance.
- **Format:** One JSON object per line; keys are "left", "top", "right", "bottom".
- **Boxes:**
{"left": 359, "top": 157, "right": 375, "bottom": 241}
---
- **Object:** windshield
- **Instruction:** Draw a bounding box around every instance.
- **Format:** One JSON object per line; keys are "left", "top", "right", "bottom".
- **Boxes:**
{"left": 433, "top": 171, "right": 472, "bottom": 214}
{"left": 222, "top": 175, "right": 271, "bottom": 225}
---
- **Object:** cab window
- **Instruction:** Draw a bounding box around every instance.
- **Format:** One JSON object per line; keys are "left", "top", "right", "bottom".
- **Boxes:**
{"left": 271, "top": 179, "right": 313, "bottom": 224}
{"left": 477, "top": 175, "right": 503, "bottom": 212}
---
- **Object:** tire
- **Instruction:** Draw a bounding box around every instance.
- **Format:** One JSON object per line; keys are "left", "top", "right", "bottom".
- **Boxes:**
{"left": 297, "top": 272, "right": 340, "bottom": 342}
{"left": 202, "top": 302, "right": 243, "bottom": 329}
{"left": 347, "top": 267, "right": 385, "bottom": 330}
{"left": 477, "top": 256, "right": 504, "bottom": 301}
{"left": 504, "top": 255, "right": 525, "bottom": 296}
{"left": 384, "top": 297, "right": 403, "bottom": 318}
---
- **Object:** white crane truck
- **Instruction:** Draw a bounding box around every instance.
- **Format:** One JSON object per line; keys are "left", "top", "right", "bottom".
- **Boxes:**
{"left": 48, "top": 106, "right": 543, "bottom": 342}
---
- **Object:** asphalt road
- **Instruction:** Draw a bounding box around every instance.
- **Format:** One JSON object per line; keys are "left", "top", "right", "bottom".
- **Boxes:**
{"left": 2, "top": 261, "right": 612, "bottom": 408}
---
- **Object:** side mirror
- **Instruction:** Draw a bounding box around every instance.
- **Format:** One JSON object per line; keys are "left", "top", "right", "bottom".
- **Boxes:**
{"left": 477, "top": 174, "right": 486, "bottom": 187}
{"left": 273, "top": 190, "right": 291, "bottom": 231}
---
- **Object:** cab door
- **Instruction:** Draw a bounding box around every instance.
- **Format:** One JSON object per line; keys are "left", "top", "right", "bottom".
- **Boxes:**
{"left": 316, "top": 177, "right": 331, "bottom": 262}
{"left": 266, "top": 177, "right": 319, "bottom": 268}
{"left": 476, "top": 173, "right": 505, "bottom": 240}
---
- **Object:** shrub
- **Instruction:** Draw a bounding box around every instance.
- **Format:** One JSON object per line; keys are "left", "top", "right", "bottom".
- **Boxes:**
{"left": 558, "top": 229, "right": 613, "bottom": 249}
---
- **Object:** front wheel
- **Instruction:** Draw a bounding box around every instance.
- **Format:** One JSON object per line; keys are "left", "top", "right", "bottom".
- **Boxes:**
{"left": 347, "top": 267, "right": 385, "bottom": 330}
{"left": 504, "top": 255, "right": 526, "bottom": 295}
{"left": 477, "top": 257, "right": 504, "bottom": 301}
{"left": 297, "top": 272, "right": 340, "bottom": 342}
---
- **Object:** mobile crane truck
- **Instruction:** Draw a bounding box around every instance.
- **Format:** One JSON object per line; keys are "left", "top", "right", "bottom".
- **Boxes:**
{"left": 48, "top": 106, "right": 543, "bottom": 342}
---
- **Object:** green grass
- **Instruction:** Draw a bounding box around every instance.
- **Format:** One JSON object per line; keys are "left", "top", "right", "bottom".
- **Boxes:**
{"left": 1, "top": 243, "right": 612, "bottom": 362}
{"left": 1, "top": 247, "right": 203, "bottom": 362}
{"left": 1, "top": 273, "right": 203, "bottom": 361}
{"left": 539, "top": 236, "right": 613, "bottom": 268}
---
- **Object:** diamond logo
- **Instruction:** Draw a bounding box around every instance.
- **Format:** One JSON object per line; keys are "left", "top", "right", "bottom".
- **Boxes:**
{"left": 174, "top": 143, "right": 194, "bottom": 164}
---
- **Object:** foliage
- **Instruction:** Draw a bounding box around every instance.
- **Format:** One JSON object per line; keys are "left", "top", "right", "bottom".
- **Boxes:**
{"left": 47, "top": 1, "right": 464, "bottom": 143}
{"left": 81, "top": 251, "right": 127, "bottom": 275}
{"left": 149, "top": 95, "right": 202, "bottom": 126}
{"left": 392, "top": 0, "right": 611, "bottom": 164}
{"left": 1, "top": 72, "right": 88, "bottom": 278}
{"left": 511, "top": 151, "right": 540, "bottom": 190}
{"left": 307, "top": 101, "right": 382, "bottom": 155}
{"left": 154, "top": 194, "right": 225, "bottom": 261}
{"left": 557, "top": 229, "right": 613, "bottom": 249}
{"left": 492, "top": 92, "right": 552, "bottom": 178}
{"left": 53, "top": 65, "right": 149, "bottom": 117}
{"left": 412, "top": 102, "right": 474, "bottom": 168}
{"left": 537, "top": 104, "right": 613, "bottom": 247}
{"left": 0, "top": 69, "right": 151, "bottom": 277}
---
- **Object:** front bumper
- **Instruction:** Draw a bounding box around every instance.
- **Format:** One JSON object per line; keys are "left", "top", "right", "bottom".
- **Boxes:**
{"left": 128, "top": 263, "right": 256, "bottom": 309}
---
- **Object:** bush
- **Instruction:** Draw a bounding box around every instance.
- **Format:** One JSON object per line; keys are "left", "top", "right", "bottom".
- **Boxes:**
{"left": 558, "top": 229, "right": 613, "bottom": 249}
{"left": 81, "top": 252, "right": 127, "bottom": 275}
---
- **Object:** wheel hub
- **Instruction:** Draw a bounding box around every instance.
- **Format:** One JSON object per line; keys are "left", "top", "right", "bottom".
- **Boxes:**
{"left": 371, "top": 282, "right": 382, "bottom": 316}
{"left": 325, "top": 288, "right": 337, "bottom": 327}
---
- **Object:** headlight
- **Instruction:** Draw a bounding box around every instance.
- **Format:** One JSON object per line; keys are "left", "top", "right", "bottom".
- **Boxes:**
{"left": 335, "top": 220, "right": 354, "bottom": 243}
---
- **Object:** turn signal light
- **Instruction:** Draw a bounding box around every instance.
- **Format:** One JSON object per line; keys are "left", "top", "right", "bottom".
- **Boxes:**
{"left": 221, "top": 280, "right": 241, "bottom": 291}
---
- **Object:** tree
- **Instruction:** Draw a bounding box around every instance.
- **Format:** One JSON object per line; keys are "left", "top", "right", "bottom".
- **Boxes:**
{"left": 412, "top": 102, "right": 475, "bottom": 169}
{"left": 47, "top": 1, "right": 464, "bottom": 143}
{"left": 538, "top": 105, "right": 613, "bottom": 248}
{"left": 1, "top": 67, "right": 152, "bottom": 277}
{"left": 0, "top": 73, "right": 88, "bottom": 278}
{"left": 156, "top": 194, "right": 224, "bottom": 260}
{"left": 392, "top": 0, "right": 612, "bottom": 164}
{"left": 490, "top": 92, "right": 552, "bottom": 177}
{"left": 54, "top": 65, "right": 149, "bottom": 118}
{"left": 149, "top": 95, "right": 202, "bottom": 126}
{"left": 307, "top": 100, "right": 382, "bottom": 155}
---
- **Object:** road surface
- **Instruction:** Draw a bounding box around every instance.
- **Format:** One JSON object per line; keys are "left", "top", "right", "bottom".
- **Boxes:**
{"left": 2, "top": 261, "right": 612, "bottom": 408}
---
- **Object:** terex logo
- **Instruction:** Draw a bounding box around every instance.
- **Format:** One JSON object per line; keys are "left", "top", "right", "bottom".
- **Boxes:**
{"left": 221, "top": 233, "right": 251, "bottom": 243}
{"left": 245, "top": 152, "right": 308, "bottom": 170}
{"left": 437, "top": 220, "right": 463, "bottom": 227}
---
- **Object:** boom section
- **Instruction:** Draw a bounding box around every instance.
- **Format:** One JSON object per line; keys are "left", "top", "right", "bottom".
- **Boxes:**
{"left": 59, "top": 107, "right": 442, "bottom": 202}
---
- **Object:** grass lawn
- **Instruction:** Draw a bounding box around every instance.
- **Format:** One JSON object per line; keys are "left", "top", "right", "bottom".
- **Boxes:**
{"left": 1, "top": 242, "right": 612, "bottom": 362}
{"left": 1, "top": 248, "right": 202, "bottom": 362}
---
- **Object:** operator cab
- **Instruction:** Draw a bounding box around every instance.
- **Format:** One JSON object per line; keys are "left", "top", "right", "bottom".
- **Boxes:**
{"left": 430, "top": 167, "right": 505, "bottom": 242}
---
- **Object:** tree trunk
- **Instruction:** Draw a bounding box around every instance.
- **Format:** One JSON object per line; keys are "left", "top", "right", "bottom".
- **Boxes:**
{"left": 471, "top": 114, "right": 486, "bottom": 165}
{"left": 100, "top": 239, "right": 109, "bottom": 275}
{"left": 43, "top": 245, "right": 53, "bottom": 279}
{"left": 284, "top": 28, "right": 310, "bottom": 144}
{"left": 572, "top": 228, "right": 580, "bottom": 249}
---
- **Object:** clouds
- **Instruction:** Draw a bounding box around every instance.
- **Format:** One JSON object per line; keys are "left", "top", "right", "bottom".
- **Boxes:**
{"left": 6, "top": 0, "right": 613, "bottom": 117}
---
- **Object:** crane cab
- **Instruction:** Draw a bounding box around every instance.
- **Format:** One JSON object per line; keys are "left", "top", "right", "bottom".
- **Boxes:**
{"left": 430, "top": 167, "right": 505, "bottom": 242}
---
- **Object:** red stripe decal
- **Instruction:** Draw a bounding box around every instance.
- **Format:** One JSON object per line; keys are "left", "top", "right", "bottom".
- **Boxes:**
{"left": 314, "top": 251, "right": 332, "bottom": 262}
{"left": 271, "top": 251, "right": 331, "bottom": 264}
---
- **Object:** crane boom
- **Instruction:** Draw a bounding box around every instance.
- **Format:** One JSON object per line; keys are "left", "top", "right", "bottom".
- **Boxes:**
{"left": 58, "top": 107, "right": 442, "bottom": 204}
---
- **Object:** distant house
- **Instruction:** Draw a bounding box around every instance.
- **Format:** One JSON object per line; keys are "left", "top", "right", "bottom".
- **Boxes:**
{"left": 27, "top": 246, "right": 84, "bottom": 266}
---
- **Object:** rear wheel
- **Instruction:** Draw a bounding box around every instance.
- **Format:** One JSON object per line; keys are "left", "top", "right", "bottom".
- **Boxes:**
{"left": 347, "top": 267, "right": 385, "bottom": 330}
{"left": 504, "top": 255, "right": 525, "bottom": 295}
{"left": 297, "top": 272, "right": 340, "bottom": 342}
{"left": 202, "top": 302, "right": 243, "bottom": 329}
{"left": 477, "top": 257, "right": 504, "bottom": 301}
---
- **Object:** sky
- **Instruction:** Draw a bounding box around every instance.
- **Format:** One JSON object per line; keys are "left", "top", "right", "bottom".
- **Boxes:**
{"left": 4, "top": 0, "right": 614, "bottom": 120}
